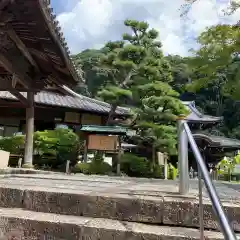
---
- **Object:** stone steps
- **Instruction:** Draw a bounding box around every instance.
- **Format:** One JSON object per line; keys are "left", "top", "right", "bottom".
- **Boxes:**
{"left": 0, "top": 207, "right": 224, "bottom": 240}
{"left": 0, "top": 185, "right": 239, "bottom": 232}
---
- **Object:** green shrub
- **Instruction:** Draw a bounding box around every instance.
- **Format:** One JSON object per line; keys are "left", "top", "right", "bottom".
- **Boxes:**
{"left": 34, "top": 129, "right": 82, "bottom": 169}
{"left": 73, "top": 161, "right": 112, "bottom": 175}
{"left": 120, "top": 153, "right": 152, "bottom": 178}
{"left": 168, "top": 164, "right": 178, "bottom": 180}
{"left": 0, "top": 129, "right": 83, "bottom": 170}
{"left": 152, "top": 165, "right": 164, "bottom": 179}
{"left": 92, "top": 151, "right": 104, "bottom": 163}
{"left": 89, "top": 161, "right": 112, "bottom": 175}
{"left": 72, "top": 162, "right": 90, "bottom": 174}
{"left": 0, "top": 135, "right": 24, "bottom": 154}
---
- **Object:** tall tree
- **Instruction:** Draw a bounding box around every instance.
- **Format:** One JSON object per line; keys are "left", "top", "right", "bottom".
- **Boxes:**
{"left": 166, "top": 55, "right": 192, "bottom": 93}
{"left": 97, "top": 20, "right": 185, "bottom": 123}
{"left": 181, "top": 0, "right": 240, "bottom": 17}
{"left": 96, "top": 19, "right": 188, "bottom": 159}
{"left": 187, "top": 24, "right": 240, "bottom": 98}
{"left": 96, "top": 19, "right": 155, "bottom": 124}
{"left": 135, "top": 82, "right": 188, "bottom": 159}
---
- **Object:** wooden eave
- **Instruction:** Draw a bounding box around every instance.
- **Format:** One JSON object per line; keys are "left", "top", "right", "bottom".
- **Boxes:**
{"left": 0, "top": 0, "right": 81, "bottom": 91}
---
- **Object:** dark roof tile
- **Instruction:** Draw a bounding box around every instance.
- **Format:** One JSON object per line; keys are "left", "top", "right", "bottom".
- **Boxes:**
{"left": 0, "top": 91, "right": 129, "bottom": 116}
{"left": 193, "top": 133, "right": 240, "bottom": 148}
{"left": 183, "top": 101, "right": 223, "bottom": 123}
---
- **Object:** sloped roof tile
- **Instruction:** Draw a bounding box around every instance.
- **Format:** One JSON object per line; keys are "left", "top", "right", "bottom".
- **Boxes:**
{"left": 182, "top": 101, "right": 223, "bottom": 123}
{"left": 0, "top": 91, "right": 129, "bottom": 116}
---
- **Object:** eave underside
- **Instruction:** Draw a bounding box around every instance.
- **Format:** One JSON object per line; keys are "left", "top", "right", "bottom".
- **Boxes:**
{"left": 0, "top": 0, "right": 80, "bottom": 98}
{"left": 193, "top": 134, "right": 240, "bottom": 154}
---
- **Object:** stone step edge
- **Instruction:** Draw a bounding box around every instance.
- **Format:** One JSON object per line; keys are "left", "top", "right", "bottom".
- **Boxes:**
{"left": 0, "top": 207, "right": 225, "bottom": 240}
{"left": 0, "top": 186, "right": 239, "bottom": 232}
{"left": 0, "top": 168, "right": 61, "bottom": 175}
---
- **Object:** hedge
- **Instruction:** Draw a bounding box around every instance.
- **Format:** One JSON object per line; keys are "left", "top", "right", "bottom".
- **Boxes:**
{"left": 0, "top": 129, "right": 82, "bottom": 170}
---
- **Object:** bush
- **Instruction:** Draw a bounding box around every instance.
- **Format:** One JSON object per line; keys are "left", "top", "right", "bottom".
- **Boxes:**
{"left": 89, "top": 161, "right": 112, "bottom": 175}
{"left": 120, "top": 153, "right": 152, "bottom": 178}
{"left": 72, "top": 162, "right": 90, "bottom": 174}
{"left": 0, "top": 135, "right": 24, "bottom": 154}
{"left": 73, "top": 161, "right": 112, "bottom": 175}
{"left": 0, "top": 129, "right": 83, "bottom": 170}
{"left": 152, "top": 165, "right": 164, "bottom": 179}
{"left": 34, "top": 129, "right": 82, "bottom": 170}
{"left": 120, "top": 153, "right": 178, "bottom": 179}
{"left": 168, "top": 164, "right": 178, "bottom": 180}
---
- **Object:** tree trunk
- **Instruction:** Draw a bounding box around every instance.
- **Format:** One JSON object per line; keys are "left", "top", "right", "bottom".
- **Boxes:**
{"left": 106, "top": 71, "right": 132, "bottom": 125}
{"left": 106, "top": 104, "right": 117, "bottom": 125}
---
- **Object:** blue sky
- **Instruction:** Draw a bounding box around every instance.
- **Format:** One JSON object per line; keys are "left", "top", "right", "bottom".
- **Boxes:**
{"left": 51, "top": 0, "right": 239, "bottom": 56}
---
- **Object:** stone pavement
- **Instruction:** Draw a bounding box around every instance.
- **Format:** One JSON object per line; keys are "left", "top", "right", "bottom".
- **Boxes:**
{"left": 0, "top": 207, "right": 225, "bottom": 240}
{"left": 0, "top": 173, "right": 239, "bottom": 239}
{"left": 0, "top": 173, "right": 239, "bottom": 202}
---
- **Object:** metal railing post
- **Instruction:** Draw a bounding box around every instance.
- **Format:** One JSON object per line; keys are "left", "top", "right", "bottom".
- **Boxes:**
{"left": 198, "top": 165, "right": 204, "bottom": 240}
{"left": 177, "top": 117, "right": 189, "bottom": 195}
{"left": 183, "top": 122, "right": 237, "bottom": 240}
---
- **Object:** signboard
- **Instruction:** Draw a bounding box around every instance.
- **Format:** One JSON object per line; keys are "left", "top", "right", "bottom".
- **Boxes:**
{"left": 88, "top": 135, "right": 118, "bottom": 151}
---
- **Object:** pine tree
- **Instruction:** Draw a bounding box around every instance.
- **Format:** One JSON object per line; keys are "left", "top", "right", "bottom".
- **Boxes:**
{"left": 96, "top": 19, "right": 188, "bottom": 159}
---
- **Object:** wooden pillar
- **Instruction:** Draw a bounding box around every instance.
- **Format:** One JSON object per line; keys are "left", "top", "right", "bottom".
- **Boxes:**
{"left": 23, "top": 91, "right": 34, "bottom": 168}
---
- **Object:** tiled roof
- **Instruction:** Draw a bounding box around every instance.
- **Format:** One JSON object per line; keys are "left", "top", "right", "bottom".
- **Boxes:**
{"left": 193, "top": 133, "right": 240, "bottom": 149}
{"left": 39, "top": 0, "right": 82, "bottom": 82}
{"left": 182, "top": 101, "right": 223, "bottom": 123}
{"left": 0, "top": 91, "right": 129, "bottom": 116}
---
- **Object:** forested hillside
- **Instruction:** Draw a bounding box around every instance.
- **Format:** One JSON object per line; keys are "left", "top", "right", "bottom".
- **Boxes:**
{"left": 72, "top": 18, "right": 240, "bottom": 141}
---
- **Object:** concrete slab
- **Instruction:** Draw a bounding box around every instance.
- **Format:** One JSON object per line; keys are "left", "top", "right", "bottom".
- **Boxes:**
{"left": 0, "top": 207, "right": 225, "bottom": 240}
{"left": 0, "top": 174, "right": 239, "bottom": 232}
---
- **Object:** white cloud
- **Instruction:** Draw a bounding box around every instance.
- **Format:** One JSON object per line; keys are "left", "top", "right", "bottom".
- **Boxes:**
{"left": 57, "top": 0, "right": 113, "bottom": 53}
{"left": 162, "top": 34, "right": 189, "bottom": 56}
{"left": 187, "top": 0, "right": 228, "bottom": 35}
{"left": 56, "top": 0, "right": 239, "bottom": 56}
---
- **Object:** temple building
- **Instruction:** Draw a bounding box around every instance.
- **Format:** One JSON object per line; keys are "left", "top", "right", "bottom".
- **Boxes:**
{"left": 0, "top": 0, "right": 84, "bottom": 166}
{"left": 0, "top": 88, "right": 129, "bottom": 136}
{"left": 0, "top": 0, "right": 131, "bottom": 167}
{"left": 183, "top": 101, "right": 240, "bottom": 168}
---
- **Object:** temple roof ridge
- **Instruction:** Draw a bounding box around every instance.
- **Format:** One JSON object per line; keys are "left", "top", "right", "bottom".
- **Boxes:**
{"left": 182, "top": 101, "right": 223, "bottom": 123}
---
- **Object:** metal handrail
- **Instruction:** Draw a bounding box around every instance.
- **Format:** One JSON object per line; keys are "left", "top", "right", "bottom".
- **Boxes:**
{"left": 183, "top": 122, "right": 237, "bottom": 240}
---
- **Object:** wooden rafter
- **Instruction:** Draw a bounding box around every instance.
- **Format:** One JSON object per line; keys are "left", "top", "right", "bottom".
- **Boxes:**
{"left": 30, "top": 48, "right": 70, "bottom": 80}
{"left": 11, "top": 73, "right": 17, "bottom": 87}
{"left": 0, "top": 0, "right": 79, "bottom": 90}
{"left": 5, "top": 25, "right": 40, "bottom": 71}
{"left": 0, "top": 50, "right": 32, "bottom": 87}
{"left": 29, "top": 48, "right": 74, "bottom": 88}
{"left": 0, "top": 12, "right": 13, "bottom": 25}
{"left": 0, "top": 76, "right": 42, "bottom": 91}
{"left": 0, "top": 0, "right": 13, "bottom": 11}
{"left": 0, "top": 75, "right": 30, "bottom": 106}
{"left": 10, "top": 90, "right": 29, "bottom": 106}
